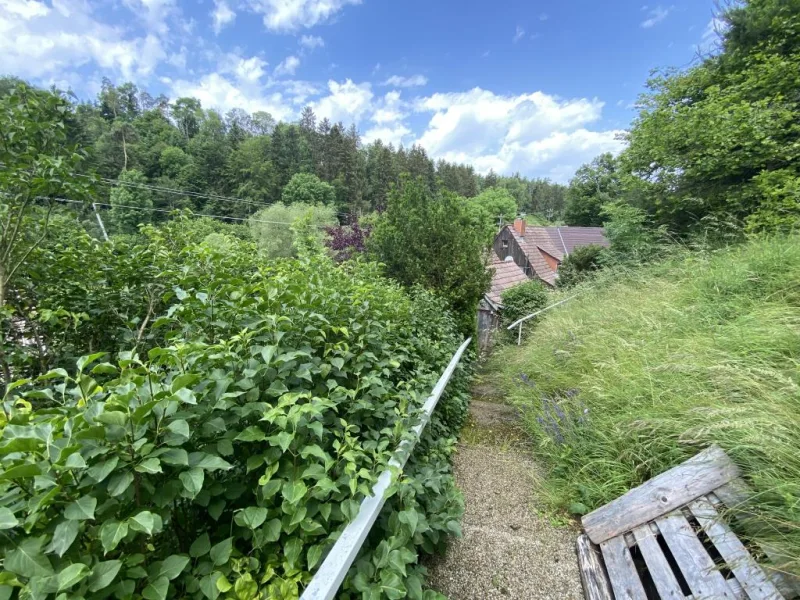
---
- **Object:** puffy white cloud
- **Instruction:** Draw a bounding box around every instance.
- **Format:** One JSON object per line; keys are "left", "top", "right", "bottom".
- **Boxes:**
{"left": 312, "top": 79, "right": 373, "bottom": 124}
{"left": 1, "top": 0, "right": 49, "bottom": 19}
{"left": 382, "top": 74, "right": 427, "bottom": 88}
{"left": 170, "top": 73, "right": 294, "bottom": 121}
{"left": 641, "top": 5, "right": 673, "bottom": 29}
{"left": 246, "top": 0, "right": 361, "bottom": 32}
{"left": 299, "top": 34, "right": 324, "bottom": 49}
{"left": 0, "top": 0, "right": 166, "bottom": 81}
{"left": 123, "top": 0, "right": 177, "bottom": 35}
{"left": 274, "top": 55, "right": 301, "bottom": 77}
{"left": 211, "top": 0, "right": 236, "bottom": 34}
{"left": 413, "top": 87, "right": 624, "bottom": 182}
{"left": 370, "top": 90, "right": 406, "bottom": 124}
{"left": 363, "top": 124, "right": 412, "bottom": 147}
{"left": 233, "top": 56, "right": 267, "bottom": 83}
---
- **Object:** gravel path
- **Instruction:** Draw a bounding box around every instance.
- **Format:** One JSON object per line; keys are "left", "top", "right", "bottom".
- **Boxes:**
{"left": 427, "top": 400, "right": 583, "bottom": 600}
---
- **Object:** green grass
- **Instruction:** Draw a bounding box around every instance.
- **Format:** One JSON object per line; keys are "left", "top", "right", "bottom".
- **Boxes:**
{"left": 485, "top": 235, "right": 800, "bottom": 577}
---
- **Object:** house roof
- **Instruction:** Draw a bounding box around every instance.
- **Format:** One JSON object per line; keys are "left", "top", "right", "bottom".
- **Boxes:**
{"left": 507, "top": 226, "right": 559, "bottom": 286}
{"left": 487, "top": 255, "right": 529, "bottom": 306}
{"left": 542, "top": 227, "right": 609, "bottom": 260}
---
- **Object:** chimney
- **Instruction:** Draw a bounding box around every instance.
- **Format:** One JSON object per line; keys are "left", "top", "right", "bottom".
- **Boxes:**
{"left": 513, "top": 218, "right": 526, "bottom": 236}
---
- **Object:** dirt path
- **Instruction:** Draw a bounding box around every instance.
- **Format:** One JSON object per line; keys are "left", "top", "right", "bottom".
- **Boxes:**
{"left": 426, "top": 398, "right": 583, "bottom": 600}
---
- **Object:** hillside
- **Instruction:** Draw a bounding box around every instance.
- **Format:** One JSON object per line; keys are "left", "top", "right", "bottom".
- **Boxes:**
{"left": 486, "top": 235, "right": 800, "bottom": 576}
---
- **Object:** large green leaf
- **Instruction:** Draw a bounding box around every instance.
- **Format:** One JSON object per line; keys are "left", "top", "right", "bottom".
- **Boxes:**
{"left": 88, "top": 560, "right": 122, "bottom": 592}
{"left": 190, "top": 533, "right": 211, "bottom": 557}
{"left": 0, "top": 463, "right": 42, "bottom": 481}
{"left": 155, "top": 555, "right": 189, "bottom": 580}
{"left": 65, "top": 495, "right": 97, "bottom": 521}
{"left": 135, "top": 458, "right": 162, "bottom": 474}
{"left": 179, "top": 468, "right": 204, "bottom": 498}
{"left": 107, "top": 471, "right": 134, "bottom": 497}
{"left": 99, "top": 520, "right": 129, "bottom": 554}
{"left": 234, "top": 507, "right": 267, "bottom": 530}
{"left": 57, "top": 563, "right": 89, "bottom": 591}
{"left": 45, "top": 520, "right": 80, "bottom": 557}
{"left": 209, "top": 538, "right": 233, "bottom": 566}
{"left": 142, "top": 576, "right": 170, "bottom": 600}
{"left": 282, "top": 480, "right": 307, "bottom": 505}
{"left": 128, "top": 511, "right": 159, "bottom": 535}
{"left": 5, "top": 537, "right": 54, "bottom": 578}
{"left": 0, "top": 507, "right": 18, "bottom": 529}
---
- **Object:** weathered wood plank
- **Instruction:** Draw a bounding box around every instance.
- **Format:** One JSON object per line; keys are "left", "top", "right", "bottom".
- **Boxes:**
{"left": 576, "top": 534, "right": 614, "bottom": 600}
{"left": 582, "top": 445, "right": 740, "bottom": 545}
{"left": 656, "top": 511, "right": 734, "bottom": 599}
{"left": 631, "top": 525, "right": 685, "bottom": 598}
{"left": 713, "top": 482, "right": 800, "bottom": 599}
{"left": 688, "top": 497, "right": 784, "bottom": 600}
{"left": 599, "top": 535, "right": 648, "bottom": 600}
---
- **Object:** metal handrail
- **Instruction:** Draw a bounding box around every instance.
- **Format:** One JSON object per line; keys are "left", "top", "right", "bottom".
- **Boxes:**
{"left": 300, "top": 337, "right": 473, "bottom": 600}
{"left": 506, "top": 295, "right": 578, "bottom": 344}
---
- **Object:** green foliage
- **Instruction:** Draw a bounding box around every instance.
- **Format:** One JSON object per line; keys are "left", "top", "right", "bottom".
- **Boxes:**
{"left": 109, "top": 169, "right": 153, "bottom": 234}
{"left": 0, "top": 83, "right": 95, "bottom": 382}
{"left": 556, "top": 245, "right": 607, "bottom": 288}
{"left": 486, "top": 235, "right": 800, "bottom": 577}
{"left": 367, "top": 177, "right": 491, "bottom": 333}
{"left": 0, "top": 224, "right": 472, "bottom": 599}
{"left": 617, "top": 0, "right": 800, "bottom": 233}
{"left": 601, "top": 202, "right": 668, "bottom": 265}
{"left": 465, "top": 188, "right": 518, "bottom": 242}
{"left": 499, "top": 280, "right": 549, "bottom": 330}
{"left": 248, "top": 202, "right": 337, "bottom": 259}
{"left": 281, "top": 173, "right": 336, "bottom": 206}
{"left": 564, "top": 153, "right": 621, "bottom": 227}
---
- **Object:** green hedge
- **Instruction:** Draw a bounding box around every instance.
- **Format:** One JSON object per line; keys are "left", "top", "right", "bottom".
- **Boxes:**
{"left": 0, "top": 221, "right": 470, "bottom": 599}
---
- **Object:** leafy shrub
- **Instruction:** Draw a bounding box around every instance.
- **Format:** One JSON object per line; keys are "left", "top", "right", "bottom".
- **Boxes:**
{"left": 499, "top": 280, "right": 549, "bottom": 331}
{"left": 248, "top": 202, "right": 337, "bottom": 259}
{"left": 556, "top": 245, "right": 607, "bottom": 288}
{"left": 0, "top": 223, "right": 471, "bottom": 599}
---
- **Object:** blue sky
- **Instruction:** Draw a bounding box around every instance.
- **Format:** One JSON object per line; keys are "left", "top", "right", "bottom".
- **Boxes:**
{"left": 0, "top": 0, "right": 721, "bottom": 182}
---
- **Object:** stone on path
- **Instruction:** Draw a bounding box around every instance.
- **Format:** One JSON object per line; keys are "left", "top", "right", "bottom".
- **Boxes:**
{"left": 426, "top": 400, "right": 583, "bottom": 600}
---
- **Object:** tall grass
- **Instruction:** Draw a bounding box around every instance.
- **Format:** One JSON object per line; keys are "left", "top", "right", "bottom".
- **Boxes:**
{"left": 486, "top": 235, "right": 800, "bottom": 577}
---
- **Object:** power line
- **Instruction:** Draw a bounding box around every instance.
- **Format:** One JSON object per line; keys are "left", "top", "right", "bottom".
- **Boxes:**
{"left": 34, "top": 196, "right": 331, "bottom": 229}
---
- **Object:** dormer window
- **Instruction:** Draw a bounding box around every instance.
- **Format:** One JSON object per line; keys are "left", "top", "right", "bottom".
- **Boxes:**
{"left": 501, "top": 239, "right": 509, "bottom": 249}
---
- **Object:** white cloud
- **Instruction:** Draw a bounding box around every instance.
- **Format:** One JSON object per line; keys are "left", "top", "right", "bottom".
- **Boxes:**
{"left": 283, "top": 79, "right": 320, "bottom": 105}
{"left": 371, "top": 90, "right": 406, "bottom": 123}
{"left": 123, "top": 0, "right": 177, "bottom": 36}
{"left": 413, "top": 87, "right": 624, "bottom": 182}
{"left": 299, "top": 34, "right": 324, "bottom": 49}
{"left": 382, "top": 74, "right": 427, "bottom": 88}
{"left": 211, "top": 0, "right": 236, "bottom": 34}
{"left": 697, "top": 17, "right": 727, "bottom": 53}
{"left": 363, "top": 124, "right": 412, "bottom": 147}
{"left": 246, "top": 0, "right": 361, "bottom": 32}
{"left": 312, "top": 79, "right": 373, "bottom": 124}
{"left": 274, "top": 55, "right": 300, "bottom": 77}
{"left": 233, "top": 56, "right": 267, "bottom": 83}
{"left": 513, "top": 25, "right": 525, "bottom": 43}
{"left": 0, "top": 0, "right": 167, "bottom": 81}
{"left": 641, "top": 5, "right": 673, "bottom": 29}
{"left": 1, "top": 0, "right": 49, "bottom": 19}
{"left": 170, "top": 73, "right": 294, "bottom": 121}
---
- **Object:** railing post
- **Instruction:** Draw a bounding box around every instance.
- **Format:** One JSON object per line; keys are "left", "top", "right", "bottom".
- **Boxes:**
{"left": 517, "top": 321, "right": 522, "bottom": 345}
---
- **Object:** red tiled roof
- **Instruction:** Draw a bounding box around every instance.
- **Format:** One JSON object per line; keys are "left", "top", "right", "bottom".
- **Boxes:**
{"left": 508, "top": 226, "right": 558, "bottom": 286}
{"left": 487, "top": 255, "right": 528, "bottom": 305}
{"left": 542, "top": 227, "right": 609, "bottom": 259}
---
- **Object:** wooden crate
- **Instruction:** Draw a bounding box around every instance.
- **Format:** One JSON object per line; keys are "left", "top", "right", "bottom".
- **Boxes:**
{"left": 576, "top": 445, "right": 799, "bottom": 600}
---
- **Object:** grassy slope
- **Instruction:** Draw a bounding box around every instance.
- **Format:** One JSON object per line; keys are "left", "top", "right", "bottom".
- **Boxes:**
{"left": 485, "top": 235, "right": 800, "bottom": 574}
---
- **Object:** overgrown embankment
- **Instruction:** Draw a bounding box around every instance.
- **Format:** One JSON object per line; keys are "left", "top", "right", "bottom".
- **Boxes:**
{"left": 487, "top": 235, "right": 800, "bottom": 576}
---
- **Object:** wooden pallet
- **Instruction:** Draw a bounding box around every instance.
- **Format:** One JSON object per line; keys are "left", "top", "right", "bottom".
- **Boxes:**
{"left": 575, "top": 446, "right": 799, "bottom": 600}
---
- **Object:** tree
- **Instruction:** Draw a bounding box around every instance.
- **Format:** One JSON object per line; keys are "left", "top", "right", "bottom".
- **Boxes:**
{"left": 556, "top": 244, "right": 607, "bottom": 287}
{"left": 564, "top": 153, "right": 621, "bottom": 226}
{"left": 618, "top": 0, "right": 800, "bottom": 233}
{"left": 282, "top": 172, "right": 335, "bottom": 206}
{"left": 499, "top": 280, "right": 549, "bottom": 330}
{"left": 109, "top": 169, "right": 153, "bottom": 233}
{"left": 367, "top": 177, "right": 491, "bottom": 333}
{"left": 248, "top": 202, "right": 337, "bottom": 259}
{"left": 0, "top": 84, "right": 94, "bottom": 383}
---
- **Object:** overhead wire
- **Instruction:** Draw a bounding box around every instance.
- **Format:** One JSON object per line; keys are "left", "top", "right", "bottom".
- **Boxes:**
{"left": 32, "top": 196, "right": 331, "bottom": 229}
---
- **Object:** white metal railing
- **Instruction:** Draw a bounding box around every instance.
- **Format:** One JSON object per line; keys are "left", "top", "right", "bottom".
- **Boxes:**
{"left": 300, "top": 337, "right": 473, "bottom": 600}
{"left": 506, "top": 295, "right": 578, "bottom": 344}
